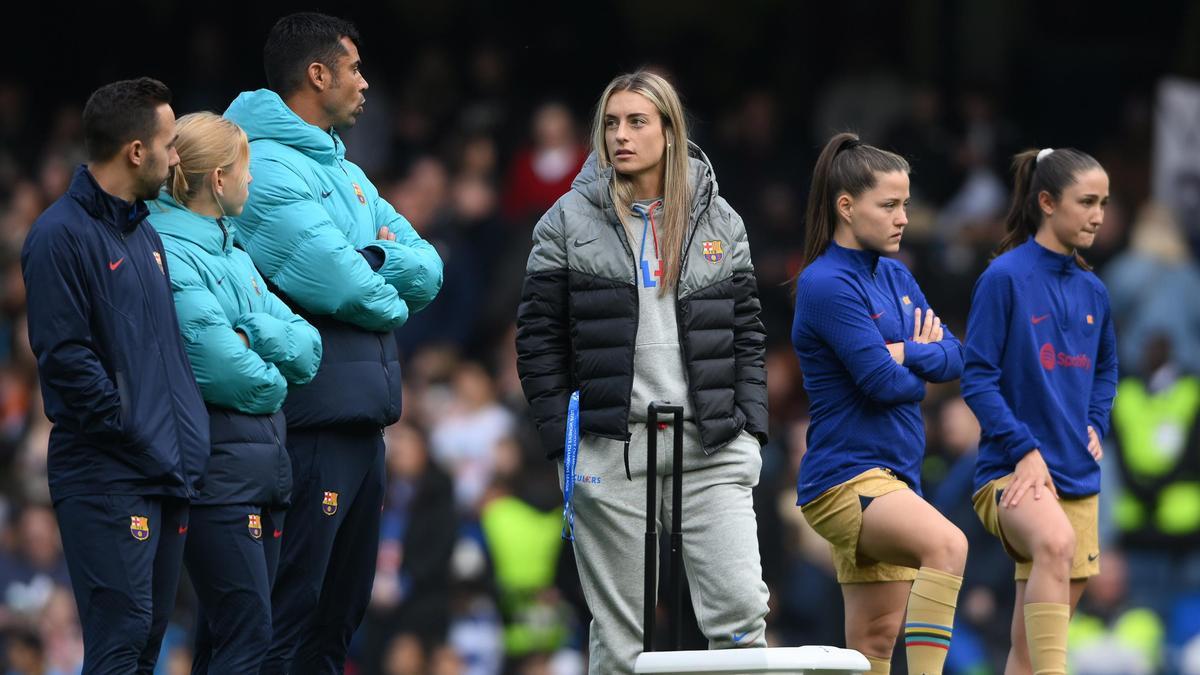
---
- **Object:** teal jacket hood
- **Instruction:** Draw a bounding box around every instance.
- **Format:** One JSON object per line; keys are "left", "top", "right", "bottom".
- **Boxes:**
{"left": 148, "top": 191, "right": 235, "bottom": 256}
{"left": 225, "top": 89, "right": 345, "bottom": 164}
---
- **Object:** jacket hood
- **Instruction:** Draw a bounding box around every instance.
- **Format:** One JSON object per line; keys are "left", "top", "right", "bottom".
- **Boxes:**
{"left": 148, "top": 190, "right": 235, "bottom": 255}
{"left": 570, "top": 140, "right": 718, "bottom": 221}
{"left": 224, "top": 89, "right": 345, "bottom": 164}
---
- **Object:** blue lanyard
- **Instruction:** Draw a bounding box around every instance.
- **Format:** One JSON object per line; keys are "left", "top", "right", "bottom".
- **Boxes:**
{"left": 561, "top": 390, "right": 581, "bottom": 541}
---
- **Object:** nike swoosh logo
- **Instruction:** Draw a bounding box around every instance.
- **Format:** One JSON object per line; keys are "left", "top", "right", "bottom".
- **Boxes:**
{"left": 1031, "top": 314, "right": 1050, "bottom": 324}
{"left": 573, "top": 236, "right": 600, "bottom": 248}
{"left": 178, "top": 525, "right": 188, "bottom": 535}
{"left": 869, "top": 311, "right": 884, "bottom": 320}
{"left": 273, "top": 529, "right": 283, "bottom": 539}
{"left": 732, "top": 631, "right": 749, "bottom": 644}
{"left": 321, "top": 190, "right": 333, "bottom": 199}
{"left": 109, "top": 258, "right": 125, "bottom": 271}
{"left": 1088, "top": 552, "right": 1099, "bottom": 562}
{"left": 215, "top": 276, "right": 225, "bottom": 286}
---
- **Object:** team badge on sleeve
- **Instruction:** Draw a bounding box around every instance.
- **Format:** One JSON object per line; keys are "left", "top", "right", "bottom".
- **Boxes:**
{"left": 352, "top": 183, "right": 367, "bottom": 205}
{"left": 130, "top": 515, "right": 150, "bottom": 541}
{"left": 702, "top": 240, "right": 724, "bottom": 263}
{"left": 248, "top": 514, "right": 262, "bottom": 540}
{"left": 322, "top": 491, "right": 339, "bottom": 516}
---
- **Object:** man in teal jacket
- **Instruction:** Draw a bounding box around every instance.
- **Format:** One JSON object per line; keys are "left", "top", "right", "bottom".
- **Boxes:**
{"left": 224, "top": 12, "right": 443, "bottom": 673}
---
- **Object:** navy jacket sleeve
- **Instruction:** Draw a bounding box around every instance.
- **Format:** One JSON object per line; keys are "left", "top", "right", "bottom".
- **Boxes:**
{"left": 1088, "top": 291, "right": 1119, "bottom": 438}
{"left": 799, "top": 274, "right": 927, "bottom": 404}
{"left": 22, "top": 224, "right": 126, "bottom": 442}
{"left": 962, "top": 271, "right": 1040, "bottom": 465}
{"left": 900, "top": 272, "right": 964, "bottom": 383}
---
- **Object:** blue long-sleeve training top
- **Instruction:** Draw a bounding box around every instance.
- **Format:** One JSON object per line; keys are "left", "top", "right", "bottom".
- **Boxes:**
{"left": 792, "top": 243, "right": 963, "bottom": 505}
{"left": 963, "top": 238, "right": 1118, "bottom": 498}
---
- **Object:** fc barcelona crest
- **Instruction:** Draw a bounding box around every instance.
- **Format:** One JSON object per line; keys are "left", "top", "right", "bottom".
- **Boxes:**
{"left": 248, "top": 513, "right": 262, "bottom": 540}
{"left": 152, "top": 251, "right": 165, "bottom": 275}
{"left": 702, "top": 240, "right": 724, "bottom": 263}
{"left": 352, "top": 183, "right": 367, "bottom": 205}
{"left": 322, "top": 491, "right": 339, "bottom": 516}
{"left": 130, "top": 515, "right": 150, "bottom": 541}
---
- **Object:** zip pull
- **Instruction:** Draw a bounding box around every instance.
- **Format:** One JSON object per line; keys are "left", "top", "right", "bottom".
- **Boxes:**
{"left": 623, "top": 440, "right": 632, "bottom": 481}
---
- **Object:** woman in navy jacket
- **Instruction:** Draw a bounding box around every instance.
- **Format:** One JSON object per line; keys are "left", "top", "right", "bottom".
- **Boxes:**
{"left": 792, "top": 133, "right": 966, "bottom": 675}
{"left": 962, "top": 148, "right": 1117, "bottom": 675}
{"left": 149, "top": 112, "right": 321, "bottom": 674}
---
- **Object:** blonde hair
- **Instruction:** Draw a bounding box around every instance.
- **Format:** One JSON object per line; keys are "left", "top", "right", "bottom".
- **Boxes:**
{"left": 590, "top": 71, "right": 691, "bottom": 295}
{"left": 168, "top": 112, "right": 249, "bottom": 206}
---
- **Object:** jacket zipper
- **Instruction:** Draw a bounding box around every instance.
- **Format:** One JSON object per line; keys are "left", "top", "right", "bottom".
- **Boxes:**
{"left": 611, "top": 207, "right": 638, "bottom": 479}
{"left": 331, "top": 130, "right": 390, "bottom": 422}
{"left": 126, "top": 226, "right": 194, "bottom": 497}
{"left": 673, "top": 182, "right": 719, "bottom": 451}
{"left": 380, "top": 333, "right": 393, "bottom": 422}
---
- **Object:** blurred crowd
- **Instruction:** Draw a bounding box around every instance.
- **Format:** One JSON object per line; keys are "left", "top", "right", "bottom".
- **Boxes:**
{"left": 2, "top": 13, "right": 1200, "bottom": 675}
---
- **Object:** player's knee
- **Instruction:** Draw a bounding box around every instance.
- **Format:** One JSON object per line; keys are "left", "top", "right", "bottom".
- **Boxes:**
{"left": 1032, "top": 525, "right": 1076, "bottom": 572}
{"left": 922, "top": 526, "right": 969, "bottom": 574}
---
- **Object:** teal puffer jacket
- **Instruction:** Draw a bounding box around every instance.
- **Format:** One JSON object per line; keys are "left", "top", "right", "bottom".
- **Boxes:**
{"left": 224, "top": 89, "right": 443, "bottom": 429}
{"left": 150, "top": 192, "right": 321, "bottom": 505}
{"left": 151, "top": 192, "right": 321, "bottom": 412}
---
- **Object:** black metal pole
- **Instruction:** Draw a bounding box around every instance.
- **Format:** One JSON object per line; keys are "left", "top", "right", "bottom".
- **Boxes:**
{"left": 670, "top": 407, "right": 684, "bottom": 651}
{"left": 644, "top": 403, "right": 659, "bottom": 655}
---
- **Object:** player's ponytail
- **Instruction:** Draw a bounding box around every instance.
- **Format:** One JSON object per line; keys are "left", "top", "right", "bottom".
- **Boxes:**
{"left": 800, "top": 132, "right": 910, "bottom": 270}
{"left": 168, "top": 112, "right": 249, "bottom": 207}
{"left": 995, "top": 147, "right": 1102, "bottom": 270}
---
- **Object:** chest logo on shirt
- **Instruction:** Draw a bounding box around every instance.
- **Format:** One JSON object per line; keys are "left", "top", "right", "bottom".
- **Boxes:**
{"left": 352, "top": 183, "right": 367, "bottom": 205}
{"left": 322, "top": 491, "right": 339, "bottom": 516}
{"left": 108, "top": 257, "right": 125, "bottom": 271}
{"left": 1087, "top": 314, "right": 1094, "bottom": 324}
{"left": 247, "top": 513, "right": 262, "bottom": 540}
{"left": 702, "top": 240, "right": 724, "bottom": 263}
{"left": 1040, "top": 342, "right": 1092, "bottom": 371}
{"left": 902, "top": 295, "right": 911, "bottom": 305}
{"left": 130, "top": 515, "right": 150, "bottom": 541}
{"left": 152, "top": 251, "right": 164, "bottom": 275}
{"left": 641, "top": 259, "right": 663, "bottom": 287}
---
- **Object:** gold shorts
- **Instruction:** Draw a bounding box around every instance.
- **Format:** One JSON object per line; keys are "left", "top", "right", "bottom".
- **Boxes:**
{"left": 801, "top": 468, "right": 919, "bottom": 584}
{"left": 972, "top": 473, "right": 1100, "bottom": 581}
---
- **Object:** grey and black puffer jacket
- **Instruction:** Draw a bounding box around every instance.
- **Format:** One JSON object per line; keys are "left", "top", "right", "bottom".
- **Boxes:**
{"left": 516, "top": 142, "right": 767, "bottom": 458}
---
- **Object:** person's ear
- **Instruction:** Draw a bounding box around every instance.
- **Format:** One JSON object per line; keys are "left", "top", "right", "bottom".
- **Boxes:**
{"left": 308, "top": 62, "right": 329, "bottom": 92}
{"left": 127, "top": 140, "right": 145, "bottom": 168}
{"left": 836, "top": 193, "right": 853, "bottom": 223}
{"left": 1038, "top": 190, "right": 1055, "bottom": 217}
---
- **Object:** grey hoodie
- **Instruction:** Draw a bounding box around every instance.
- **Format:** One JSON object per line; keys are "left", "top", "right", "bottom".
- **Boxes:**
{"left": 517, "top": 141, "right": 769, "bottom": 456}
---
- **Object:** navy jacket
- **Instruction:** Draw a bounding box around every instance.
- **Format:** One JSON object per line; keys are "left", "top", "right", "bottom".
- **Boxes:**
{"left": 964, "top": 238, "right": 1118, "bottom": 497}
{"left": 22, "top": 166, "right": 210, "bottom": 502}
{"left": 792, "top": 243, "right": 963, "bottom": 504}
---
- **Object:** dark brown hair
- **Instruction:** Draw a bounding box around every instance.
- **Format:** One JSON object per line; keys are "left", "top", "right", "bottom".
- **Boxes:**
{"left": 996, "top": 147, "right": 1103, "bottom": 270}
{"left": 82, "top": 77, "right": 172, "bottom": 162}
{"left": 801, "top": 132, "right": 910, "bottom": 268}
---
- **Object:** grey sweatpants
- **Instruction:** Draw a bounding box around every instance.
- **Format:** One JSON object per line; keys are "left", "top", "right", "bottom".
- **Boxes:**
{"left": 560, "top": 420, "right": 769, "bottom": 675}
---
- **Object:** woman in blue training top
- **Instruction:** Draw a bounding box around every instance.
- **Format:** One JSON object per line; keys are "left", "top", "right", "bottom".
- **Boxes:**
{"left": 149, "top": 112, "right": 322, "bottom": 674}
{"left": 962, "top": 148, "right": 1117, "bottom": 675}
{"left": 792, "top": 132, "right": 967, "bottom": 675}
